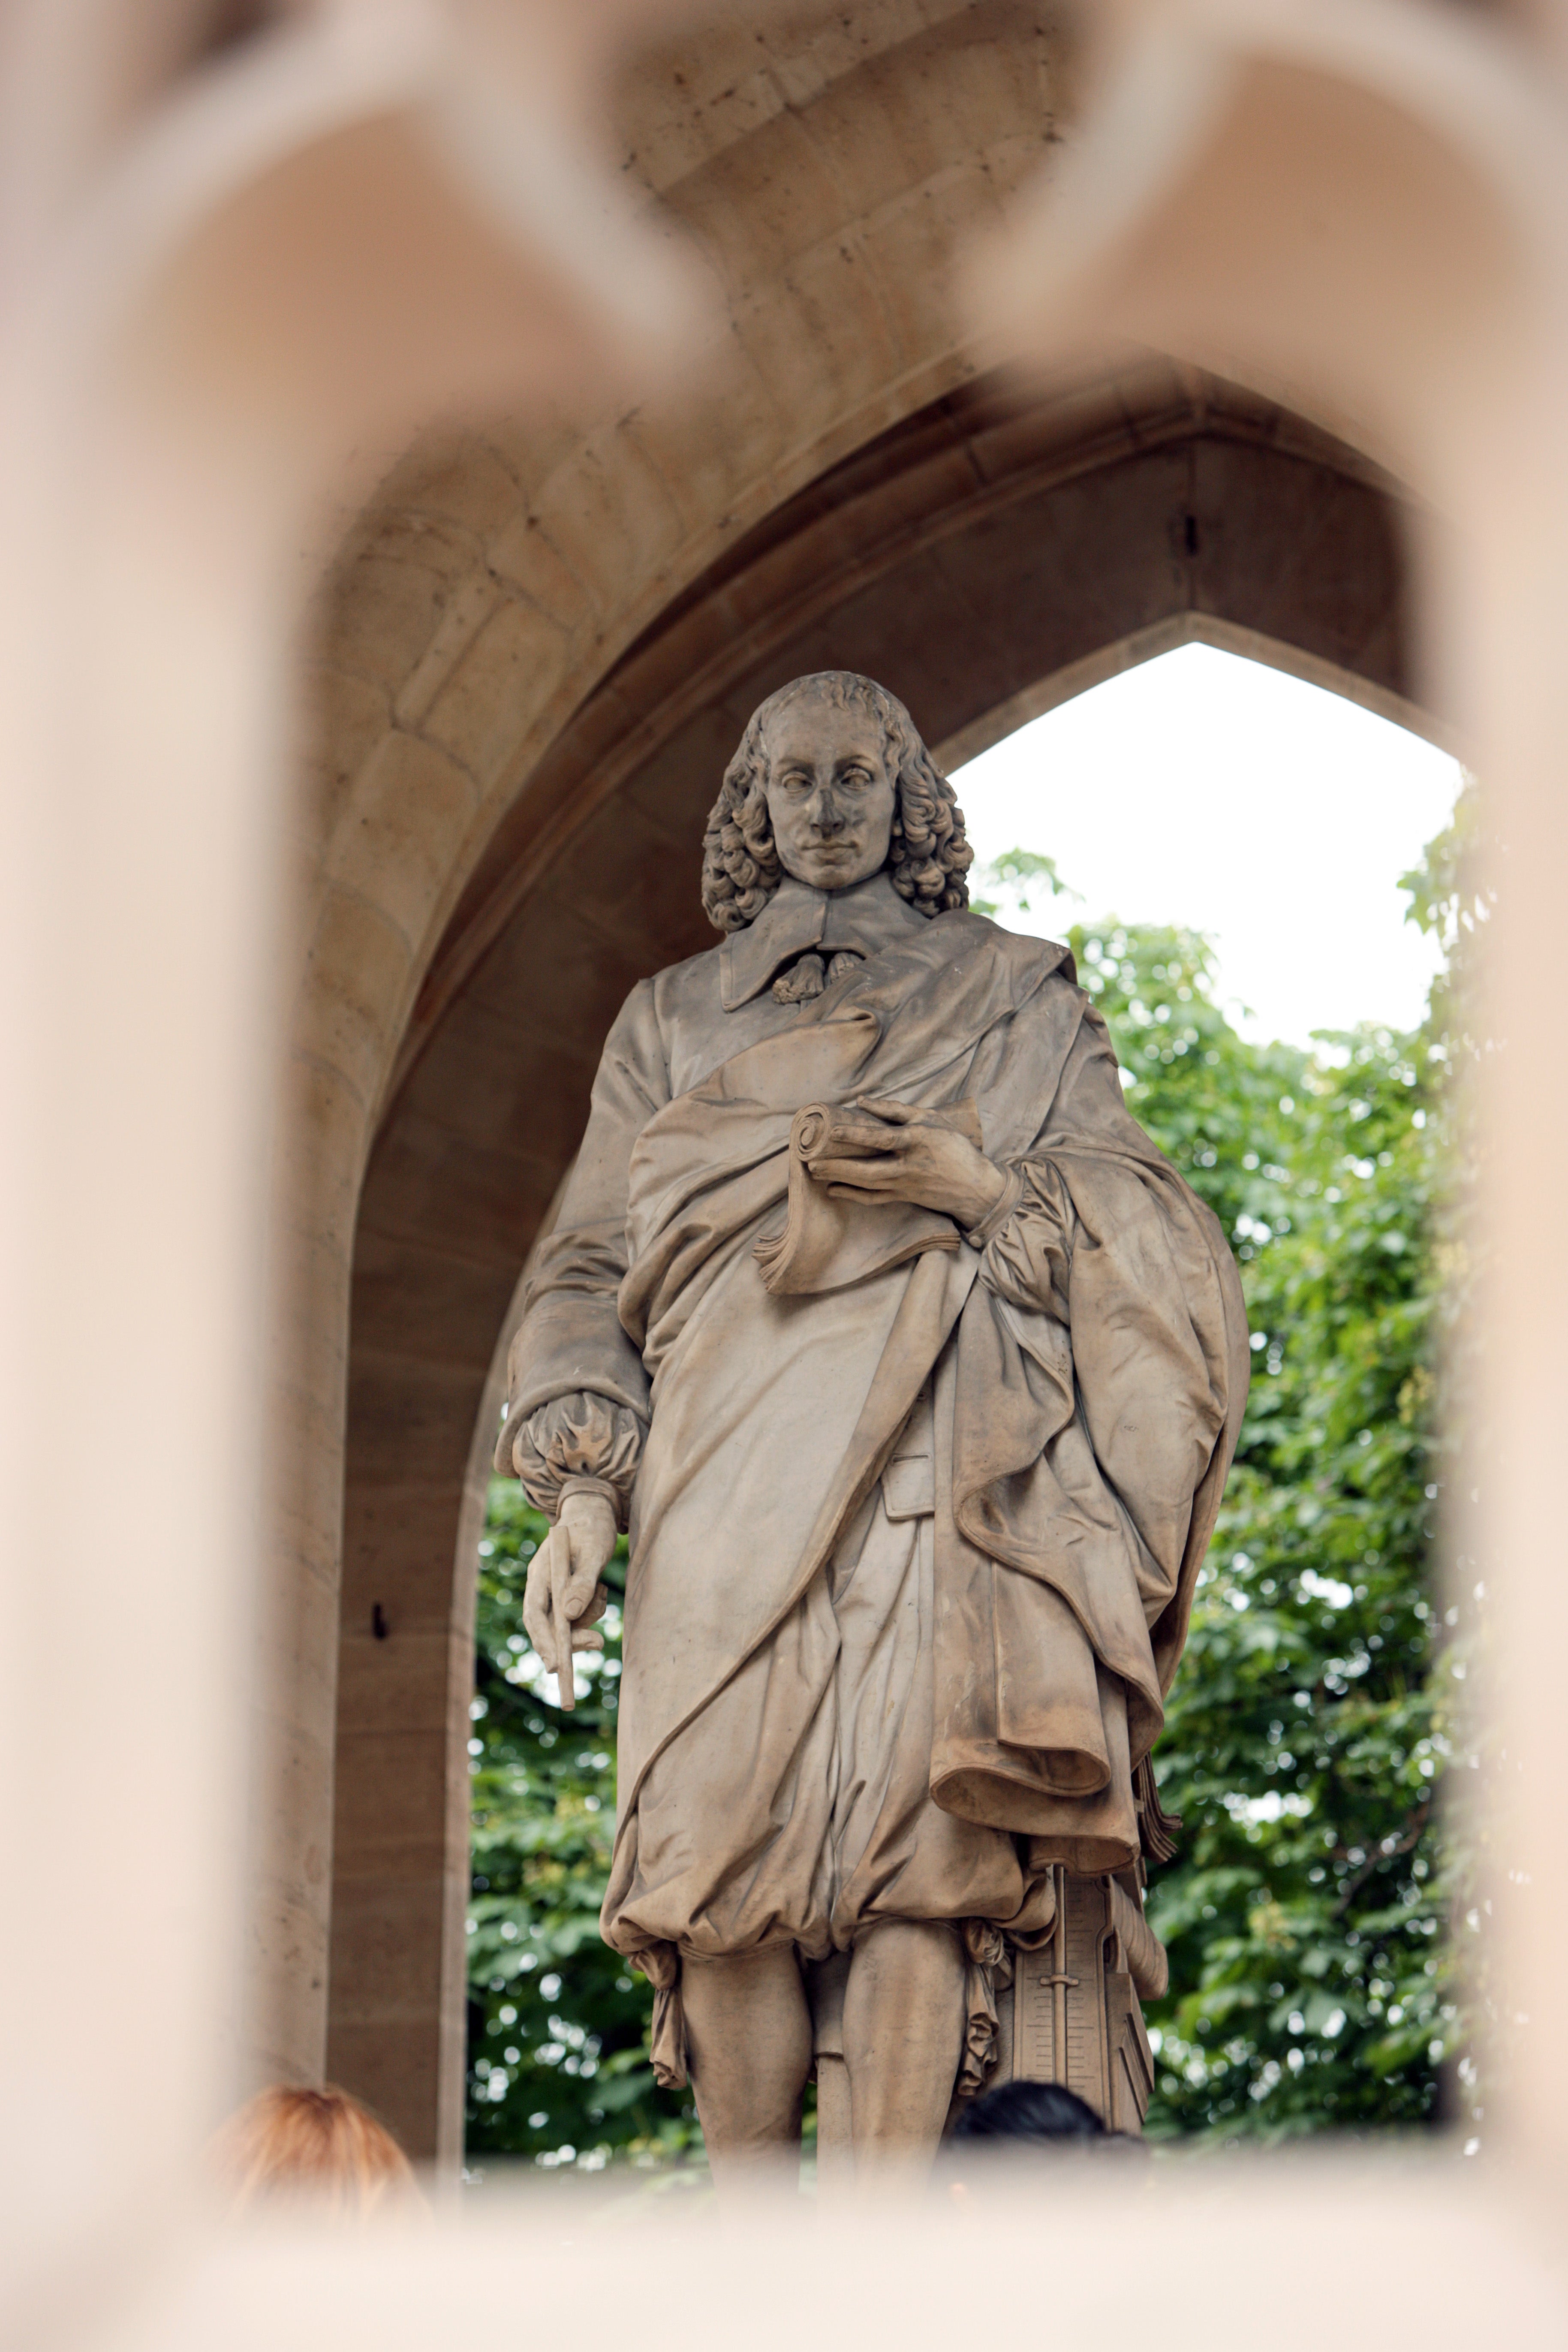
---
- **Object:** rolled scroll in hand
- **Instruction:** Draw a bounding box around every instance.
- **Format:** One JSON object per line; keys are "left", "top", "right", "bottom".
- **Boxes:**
{"left": 754, "top": 1098, "right": 982, "bottom": 1297}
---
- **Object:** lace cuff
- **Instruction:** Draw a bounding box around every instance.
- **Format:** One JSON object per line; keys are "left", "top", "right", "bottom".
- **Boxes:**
{"left": 510, "top": 1392, "right": 644, "bottom": 1527}
{"left": 978, "top": 1159, "right": 1074, "bottom": 1319}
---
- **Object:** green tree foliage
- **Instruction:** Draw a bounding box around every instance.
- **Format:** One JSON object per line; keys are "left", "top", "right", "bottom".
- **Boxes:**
{"left": 469, "top": 842, "right": 1455, "bottom": 2161}
{"left": 1078, "top": 926, "right": 1448, "bottom": 2136}
{"left": 978, "top": 850, "right": 1452, "bottom": 2134}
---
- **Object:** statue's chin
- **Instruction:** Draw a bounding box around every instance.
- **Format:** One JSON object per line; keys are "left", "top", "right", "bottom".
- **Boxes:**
{"left": 786, "top": 851, "right": 881, "bottom": 892}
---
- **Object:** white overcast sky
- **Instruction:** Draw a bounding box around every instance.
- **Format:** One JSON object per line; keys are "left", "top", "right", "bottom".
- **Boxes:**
{"left": 951, "top": 643, "right": 1461, "bottom": 1049}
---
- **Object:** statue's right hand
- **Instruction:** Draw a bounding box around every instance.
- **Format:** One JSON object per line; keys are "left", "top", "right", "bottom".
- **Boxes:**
{"left": 523, "top": 1489, "right": 617, "bottom": 1711}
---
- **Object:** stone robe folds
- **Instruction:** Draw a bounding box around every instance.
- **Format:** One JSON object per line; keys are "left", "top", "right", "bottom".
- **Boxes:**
{"left": 498, "top": 873, "right": 1249, "bottom": 2082}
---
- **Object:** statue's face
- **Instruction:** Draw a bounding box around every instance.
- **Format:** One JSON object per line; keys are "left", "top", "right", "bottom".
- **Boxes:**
{"left": 762, "top": 697, "right": 897, "bottom": 893}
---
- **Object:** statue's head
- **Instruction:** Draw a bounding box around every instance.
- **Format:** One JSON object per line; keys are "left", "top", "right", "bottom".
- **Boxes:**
{"left": 701, "top": 671, "right": 972, "bottom": 934}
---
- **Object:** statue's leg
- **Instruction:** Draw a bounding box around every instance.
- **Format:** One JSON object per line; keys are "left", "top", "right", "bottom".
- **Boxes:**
{"left": 680, "top": 1944, "right": 813, "bottom": 2186}
{"left": 841, "top": 1918, "right": 966, "bottom": 2174}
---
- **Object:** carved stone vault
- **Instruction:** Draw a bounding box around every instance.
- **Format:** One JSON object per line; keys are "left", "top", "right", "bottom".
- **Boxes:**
{"left": 314, "top": 353, "right": 1426, "bottom": 2159}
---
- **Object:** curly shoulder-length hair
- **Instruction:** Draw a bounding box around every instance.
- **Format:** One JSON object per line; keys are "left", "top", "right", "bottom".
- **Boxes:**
{"left": 700, "top": 671, "right": 972, "bottom": 934}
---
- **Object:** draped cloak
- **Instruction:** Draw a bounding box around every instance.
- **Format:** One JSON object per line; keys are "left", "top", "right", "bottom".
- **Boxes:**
{"left": 497, "top": 878, "right": 1250, "bottom": 2077}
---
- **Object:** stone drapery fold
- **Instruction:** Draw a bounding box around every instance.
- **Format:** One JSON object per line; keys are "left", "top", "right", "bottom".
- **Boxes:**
{"left": 958, "top": 1918, "right": 1016, "bottom": 2098}
{"left": 630, "top": 1941, "right": 688, "bottom": 2090}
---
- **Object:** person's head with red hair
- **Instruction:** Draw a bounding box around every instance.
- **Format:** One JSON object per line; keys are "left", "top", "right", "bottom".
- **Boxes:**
{"left": 214, "top": 2084, "right": 421, "bottom": 2219}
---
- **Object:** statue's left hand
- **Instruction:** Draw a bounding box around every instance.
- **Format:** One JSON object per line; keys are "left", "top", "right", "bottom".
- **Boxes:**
{"left": 807, "top": 1096, "right": 1009, "bottom": 1231}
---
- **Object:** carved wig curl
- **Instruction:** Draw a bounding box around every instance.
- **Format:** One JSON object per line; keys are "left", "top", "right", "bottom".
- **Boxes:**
{"left": 700, "top": 672, "right": 973, "bottom": 934}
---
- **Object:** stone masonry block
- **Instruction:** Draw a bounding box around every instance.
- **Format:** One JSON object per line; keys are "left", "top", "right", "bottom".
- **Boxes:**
{"left": 484, "top": 505, "right": 598, "bottom": 640}
{"left": 375, "top": 429, "right": 526, "bottom": 540}
{"left": 518, "top": 428, "right": 687, "bottom": 630}
{"left": 415, "top": 595, "right": 571, "bottom": 797}
{"left": 335, "top": 728, "right": 480, "bottom": 955}
{"left": 295, "top": 889, "right": 412, "bottom": 1116}
{"left": 300, "top": 663, "right": 391, "bottom": 860}
{"left": 321, "top": 515, "right": 483, "bottom": 693}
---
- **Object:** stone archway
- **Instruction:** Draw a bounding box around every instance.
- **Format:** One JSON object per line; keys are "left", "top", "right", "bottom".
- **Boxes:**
{"left": 325, "top": 358, "right": 1431, "bottom": 2159}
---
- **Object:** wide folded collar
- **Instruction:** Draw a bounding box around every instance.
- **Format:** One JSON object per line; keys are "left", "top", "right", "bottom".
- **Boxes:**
{"left": 719, "top": 870, "right": 932, "bottom": 1011}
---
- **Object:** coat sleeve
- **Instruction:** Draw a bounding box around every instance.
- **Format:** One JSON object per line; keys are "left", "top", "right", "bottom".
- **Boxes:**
{"left": 1035, "top": 1004, "right": 1238, "bottom": 1587}
{"left": 1013, "top": 998, "right": 1250, "bottom": 1667}
{"left": 975, "top": 1157, "right": 1074, "bottom": 1322}
{"left": 510, "top": 1393, "right": 645, "bottom": 1524}
{"left": 956, "top": 994, "right": 1247, "bottom": 1663}
{"left": 939, "top": 984, "right": 1249, "bottom": 1837}
{"left": 494, "top": 979, "right": 671, "bottom": 1521}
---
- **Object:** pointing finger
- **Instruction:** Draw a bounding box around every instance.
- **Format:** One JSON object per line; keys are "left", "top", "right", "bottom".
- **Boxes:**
{"left": 548, "top": 1534, "right": 579, "bottom": 1711}
{"left": 522, "top": 1541, "right": 560, "bottom": 1666}
{"left": 561, "top": 1520, "right": 604, "bottom": 1619}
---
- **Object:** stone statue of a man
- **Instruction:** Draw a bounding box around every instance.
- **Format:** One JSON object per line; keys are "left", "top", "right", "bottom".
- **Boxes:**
{"left": 496, "top": 671, "right": 1248, "bottom": 2180}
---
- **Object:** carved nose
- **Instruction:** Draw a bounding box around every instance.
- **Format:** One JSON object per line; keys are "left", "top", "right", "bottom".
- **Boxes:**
{"left": 812, "top": 792, "right": 845, "bottom": 836}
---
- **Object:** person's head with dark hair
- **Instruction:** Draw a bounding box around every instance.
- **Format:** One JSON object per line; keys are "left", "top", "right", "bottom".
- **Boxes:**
{"left": 950, "top": 2078, "right": 1107, "bottom": 2145}
{"left": 942, "top": 2079, "right": 1149, "bottom": 2203}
